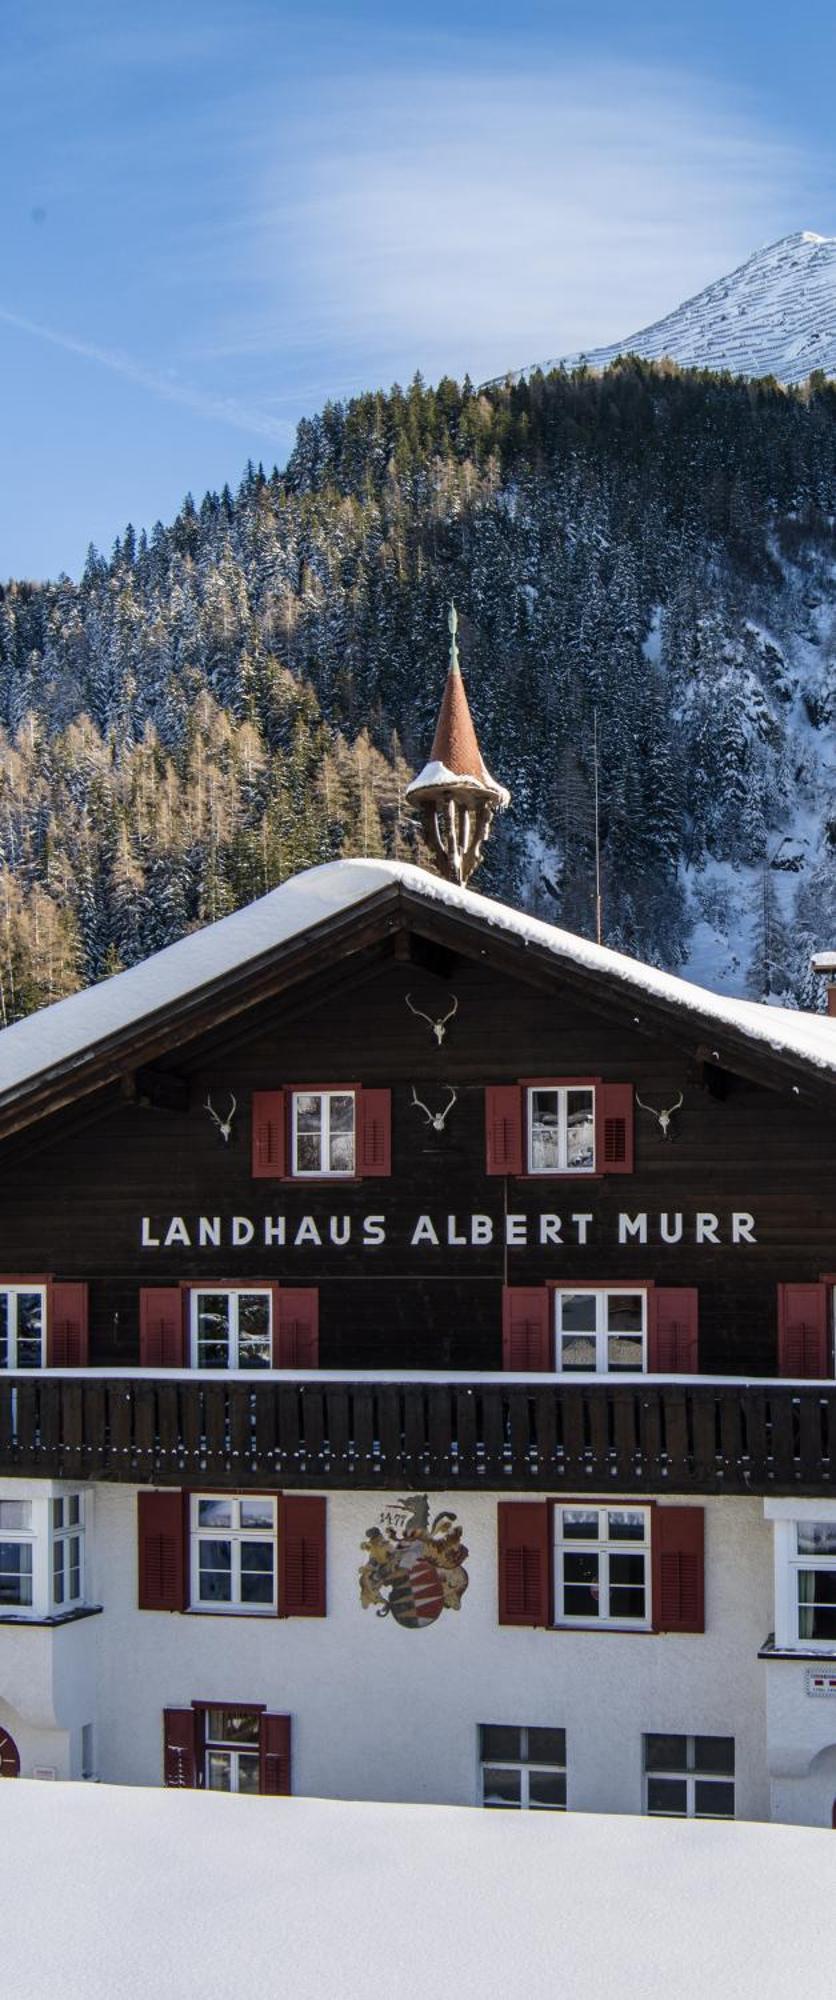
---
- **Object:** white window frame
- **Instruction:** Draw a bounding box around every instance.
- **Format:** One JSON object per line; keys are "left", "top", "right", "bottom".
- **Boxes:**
{"left": 51, "top": 1494, "right": 84, "bottom": 1610}
{"left": 643, "top": 1734, "right": 735, "bottom": 1818}
{"left": 554, "top": 1287, "right": 647, "bottom": 1374}
{"left": 554, "top": 1504, "right": 651, "bottom": 1629}
{"left": 773, "top": 1513, "right": 836, "bottom": 1652}
{"left": 291, "top": 1089, "right": 356, "bottom": 1178}
{"left": 0, "top": 1285, "right": 46, "bottom": 1370}
{"left": 0, "top": 1483, "right": 87, "bottom": 1619}
{"left": 479, "top": 1724, "right": 567, "bottom": 1810}
{"left": 189, "top": 1289, "right": 273, "bottom": 1370}
{"left": 190, "top": 1494, "right": 277, "bottom": 1615}
{"left": 526, "top": 1085, "right": 596, "bottom": 1177}
{"left": 203, "top": 1708, "right": 261, "bottom": 1794}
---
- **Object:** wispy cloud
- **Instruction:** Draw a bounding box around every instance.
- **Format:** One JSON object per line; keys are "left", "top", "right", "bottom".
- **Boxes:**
{"left": 232, "top": 59, "right": 821, "bottom": 387}
{"left": 0, "top": 305, "right": 294, "bottom": 447}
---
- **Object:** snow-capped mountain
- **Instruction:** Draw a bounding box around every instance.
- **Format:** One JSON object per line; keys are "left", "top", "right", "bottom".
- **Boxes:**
{"left": 498, "top": 232, "right": 836, "bottom": 387}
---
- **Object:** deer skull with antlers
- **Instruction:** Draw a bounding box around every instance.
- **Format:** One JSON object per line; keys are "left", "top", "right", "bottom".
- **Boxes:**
{"left": 405, "top": 993, "right": 458, "bottom": 1045}
{"left": 634, "top": 1090, "right": 683, "bottom": 1140}
{"left": 411, "top": 1085, "right": 457, "bottom": 1133}
{"left": 205, "top": 1092, "right": 237, "bottom": 1144}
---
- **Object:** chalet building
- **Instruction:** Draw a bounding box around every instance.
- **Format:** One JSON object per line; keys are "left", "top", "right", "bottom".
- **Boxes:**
{"left": 1, "top": 622, "right": 835, "bottom": 1825}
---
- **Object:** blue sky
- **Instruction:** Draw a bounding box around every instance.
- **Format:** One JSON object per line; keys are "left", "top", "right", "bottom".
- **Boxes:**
{"left": 3, "top": 0, "right": 835, "bottom": 581}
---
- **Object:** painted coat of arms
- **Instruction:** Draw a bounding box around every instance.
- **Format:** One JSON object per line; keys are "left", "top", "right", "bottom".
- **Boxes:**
{"left": 359, "top": 1496, "right": 469, "bottom": 1629}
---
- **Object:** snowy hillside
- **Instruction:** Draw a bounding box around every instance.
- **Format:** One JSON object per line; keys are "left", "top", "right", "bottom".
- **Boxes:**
{"left": 7, "top": 1781, "right": 836, "bottom": 2000}
{"left": 497, "top": 232, "right": 836, "bottom": 387}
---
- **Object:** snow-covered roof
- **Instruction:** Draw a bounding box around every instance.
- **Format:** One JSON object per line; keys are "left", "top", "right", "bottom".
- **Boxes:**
{"left": 5, "top": 1782, "right": 836, "bottom": 2000}
{"left": 0, "top": 858, "right": 834, "bottom": 1111}
{"left": 406, "top": 756, "right": 510, "bottom": 803}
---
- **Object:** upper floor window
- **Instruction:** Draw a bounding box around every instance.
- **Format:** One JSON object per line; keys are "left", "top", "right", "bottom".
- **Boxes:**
{"left": 644, "top": 1735, "right": 735, "bottom": 1819}
{"left": 528, "top": 1087, "right": 594, "bottom": 1174}
{"left": 191, "top": 1290, "right": 272, "bottom": 1370}
{"left": 555, "top": 1505, "right": 650, "bottom": 1628}
{"left": 0, "top": 1288, "right": 45, "bottom": 1370}
{"left": 191, "top": 1496, "right": 276, "bottom": 1614}
{"left": 555, "top": 1289, "right": 646, "bottom": 1373}
{"left": 0, "top": 1487, "right": 86, "bottom": 1619}
{"left": 292, "top": 1090, "right": 355, "bottom": 1177}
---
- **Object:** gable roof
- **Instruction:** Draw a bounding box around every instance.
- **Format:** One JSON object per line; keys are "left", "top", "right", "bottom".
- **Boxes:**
{"left": 0, "top": 858, "right": 834, "bottom": 1133}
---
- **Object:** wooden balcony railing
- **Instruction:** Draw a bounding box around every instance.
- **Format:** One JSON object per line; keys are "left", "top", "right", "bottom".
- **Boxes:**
{"left": 0, "top": 1373, "right": 835, "bottom": 1493}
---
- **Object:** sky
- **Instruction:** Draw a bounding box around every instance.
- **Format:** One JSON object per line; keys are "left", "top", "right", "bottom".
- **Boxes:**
{"left": 3, "top": 0, "right": 835, "bottom": 582}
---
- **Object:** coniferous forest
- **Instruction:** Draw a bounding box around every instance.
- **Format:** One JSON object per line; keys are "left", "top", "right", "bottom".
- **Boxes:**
{"left": 1, "top": 360, "right": 834, "bottom": 1023}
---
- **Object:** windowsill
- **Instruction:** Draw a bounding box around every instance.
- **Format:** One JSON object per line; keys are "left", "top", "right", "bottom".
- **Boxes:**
{"left": 186, "top": 1606, "right": 276, "bottom": 1619}
{"left": 759, "top": 1632, "right": 836, "bottom": 1662}
{"left": 0, "top": 1604, "right": 103, "bottom": 1628}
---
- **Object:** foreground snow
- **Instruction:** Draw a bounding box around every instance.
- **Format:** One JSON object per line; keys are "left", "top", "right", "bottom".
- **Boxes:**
{"left": 5, "top": 1783, "right": 836, "bottom": 2000}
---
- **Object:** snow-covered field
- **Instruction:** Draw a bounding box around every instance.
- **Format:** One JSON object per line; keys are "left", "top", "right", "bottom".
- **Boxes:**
{"left": 6, "top": 1781, "right": 836, "bottom": 2000}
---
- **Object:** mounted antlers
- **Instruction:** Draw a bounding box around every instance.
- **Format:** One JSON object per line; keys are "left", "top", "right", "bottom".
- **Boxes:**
{"left": 205, "top": 1092, "right": 237, "bottom": 1143}
{"left": 405, "top": 993, "right": 459, "bottom": 1045}
{"left": 634, "top": 1090, "right": 683, "bottom": 1140}
{"left": 411, "top": 1085, "right": 457, "bottom": 1133}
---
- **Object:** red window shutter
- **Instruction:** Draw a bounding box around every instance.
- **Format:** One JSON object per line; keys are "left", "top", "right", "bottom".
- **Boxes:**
{"left": 501, "top": 1286, "right": 551, "bottom": 1370}
{"left": 280, "top": 1495, "right": 326, "bottom": 1617}
{"left": 47, "top": 1282, "right": 89, "bottom": 1366}
{"left": 260, "top": 1713, "right": 291, "bottom": 1795}
{"left": 597, "top": 1083, "right": 634, "bottom": 1173}
{"left": 357, "top": 1088, "right": 391, "bottom": 1176}
{"left": 485, "top": 1085, "right": 524, "bottom": 1175}
{"left": 252, "top": 1090, "right": 286, "bottom": 1179}
{"left": 648, "top": 1289, "right": 699, "bottom": 1372}
{"left": 139, "top": 1287, "right": 185, "bottom": 1367}
{"left": 138, "top": 1490, "right": 188, "bottom": 1611}
{"left": 497, "top": 1501, "right": 551, "bottom": 1626}
{"left": 163, "top": 1708, "right": 199, "bottom": 1788}
{"left": 653, "top": 1507, "right": 705, "bottom": 1633}
{"left": 777, "top": 1283, "right": 828, "bottom": 1378}
{"left": 273, "top": 1288, "right": 319, "bottom": 1368}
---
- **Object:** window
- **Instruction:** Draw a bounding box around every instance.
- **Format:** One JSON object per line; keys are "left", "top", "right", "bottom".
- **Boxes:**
{"left": 527, "top": 1087, "right": 594, "bottom": 1174}
{"left": 791, "top": 1521, "right": 836, "bottom": 1645}
{"left": 190, "top": 1290, "right": 272, "bottom": 1369}
{"left": 480, "top": 1725, "right": 566, "bottom": 1810}
{"left": 554, "top": 1506, "right": 650, "bottom": 1627}
{"left": 51, "top": 1495, "right": 83, "bottom": 1609}
{"left": 555, "top": 1289, "right": 646, "bottom": 1373}
{"left": 0, "top": 1288, "right": 45, "bottom": 1369}
{"left": 292, "top": 1091, "right": 355, "bottom": 1177}
{"left": 204, "top": 1708, "right": 261, "bottom": 1794}
{"left": 191, "top": 1495, "right": 276, "bottom": 1613}
{"left": 0, "top": 1499, "right": 33, "bottom": 1608}
{"left": 644, "top": 1735, "right": 734, "bottom": 1818}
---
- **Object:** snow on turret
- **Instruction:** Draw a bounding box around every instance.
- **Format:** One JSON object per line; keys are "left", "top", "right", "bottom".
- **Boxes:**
{"left": 406, "top": 605, "right": 509, "bottom": 886}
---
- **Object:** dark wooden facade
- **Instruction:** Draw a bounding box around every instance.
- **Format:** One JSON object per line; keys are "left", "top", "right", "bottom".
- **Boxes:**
{"left": 0, "top": 879, "right": 834, "bottom": 1381}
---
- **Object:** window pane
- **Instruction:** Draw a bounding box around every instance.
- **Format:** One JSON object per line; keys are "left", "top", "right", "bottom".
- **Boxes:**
{"left": 53, "top": 1540, "right": 65, "bottom": 1604}
{"left": 566, "top": 1091, "right": 594, "bottom": 1169}
{"left": 527, "top": 1727, "right": 566, "bottom": 1764}
{"left": 240, "top": 1499, "right": 275, "bottom": 1530}
{"left": 608, "top": 1553, "right": 646, "bottom": 1620}
{"left": 647, "top": 1776, "right": 688, "bottom": 1816}
{"left": 238, "top": 1294, "right": 271, "bottom": 1369}
{"left": 797, "top": 1522, "right": 836, "bottom": 1556}
{"left": 296, "top": 1133, "right": 322, "bottom": 1173}
{"left": 563, "top": 1551, "right": 600, "bottom": 1617}
{"left": 608, "top": 1511, "right": 646, "bottom": 1542}
{"left": 209, "top": 1709, "right": 260, "bottom": 1746}
{"left": 560, "top": 1335, "right": 597, "bottom": 1371}
{"left": 69, "top": 1539, "right": 81, "bottom": 1599}
{"left": 237, "top": 1753, "right": 260, "bottom": 1796}
{"left": 0, "top": 1500, "right": 30, "bottom": 1529}
{"left": 530, "top": 1092, "right": 560, "bottom": 1172}
{"left": 197, "top": 1295, "right": 231, "bottom": 1368}
{"left": 799, "top": 1571, "right": 836, "bottom": 1640}
{"left": 607, "top": 1335, "right": 643, "bottom": 1371}
{"left": 329, "top": 1133, "right": 355, "bottom": 1173}
{"left": 645, "top": 1735, "right": 688, "bottom": 1773}
{"left": 52, "top": 1499, "right": 64, "bottom": 1531}
{"left": 198, "top": 1541, "right": 232, "bottom": 1601}
{"left": 68, "top": 1497, "right": 81, "bottom": 1527}
{"left": 17, "top": 1293, "right": 44, "bottom": 1369}
{"left": 694, "top": 1737, "right": 735, "bottom": 1776}
{"left": 529, "top": 1770, "right": 567, "bottom": 1809}
{"left": 0, "top": 1541, "right": 33, "bottom": 1606}
{"left": 198, "top": 1499, "right": 232, "bottom": 1529}
{"left": 562, "top": 1511, "right": 599, "bottom": 1540}
{"left": 606, "top": 1294, "right": 643, "bottom": 1334}
{"left": 206, "top": 1751, "right": 233, "bottom": 1791}
{"left": 480, "top": 1725, "right": 523, "bottom": 1763}
{"left": 0, "top": 1295, "right": 7, "bottom": 1367}
{"left": 241, "top": 1543, "right": 274, "bottom": 1604}
{"left": 483, "top": 1767, "right": 521, "bottom": 1808}
{"left": 559, "top": 1294, "right": 597, "bottom": 1333}
{"left": 296, "top": 1094, "right": 322, "bottom": 1130}
{"left": 694, "top": 1780, "right": 734, "bottom": 1819}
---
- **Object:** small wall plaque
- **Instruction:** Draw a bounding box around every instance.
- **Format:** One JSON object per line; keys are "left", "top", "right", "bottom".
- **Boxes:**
{"left": 806, "top": 1670, "right": 836, "bottom": 1698}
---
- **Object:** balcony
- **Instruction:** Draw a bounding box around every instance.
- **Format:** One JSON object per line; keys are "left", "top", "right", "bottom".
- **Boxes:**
{"left": 0, "top": 1372, "right": 835, "bottom": 1493}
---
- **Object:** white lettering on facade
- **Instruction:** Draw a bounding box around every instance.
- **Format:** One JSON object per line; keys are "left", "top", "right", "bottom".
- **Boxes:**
{"left": 263, "top": 1217, "right": 286, "bottom": 1246}
{"left": 539, "top": 1214, "right": 563, "bottom": 1245}
{"left": 198, "top": 1216, "right": 221, "bottom": 1248}
{"left": 294, "top": 1216, "right": 321, "bottom": 1247}
{"left": 731, "top": 1212, "right": 757, "bottom": 1244}
{"left": 329, "top": 1216, "right": 351, "bottom": 1247}
{"left": 231, "top": 1215, "right": 255, "bottom": 1246}
{"left": 505, "top": 1214, "right": 528, "bottom": 1246}
{"left": 695, "top": 1213, "right": 720, "bottom": 1245}
{"left": 164, "top": 1216, "right": 191, "bottom": 1248}
{"left": 471, "top": 1214, "right": 493, "bottom": 1244}
{"left": 660, "top": 1213, "right": 683, "bottom": 1244}
{"left": 411, "top": 1215, "right": 439, "bottom": 1247}
{"left": 447, "top": 1216, "right": 468, "bottom": 1246}
{"left": 363, "top": 1215, "right": 386, "bottom": 1246}
{"left": 618, "top": 1212, "right": 648, "bottom": 1245}
{"left": 141, "top": 1217, "right": 160, "bottom": 1248}
{"left": 571, "top": 1213, "right": 593, "bottom": 1245}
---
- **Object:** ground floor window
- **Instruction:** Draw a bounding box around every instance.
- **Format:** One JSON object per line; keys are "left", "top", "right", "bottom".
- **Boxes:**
{"left": 52, "top": 1495, "right": 83, "bottom": 1608}
{"left": 191, "top": 1495, "right": 277, "bottom": 1612}
{"left": 204, "top": 1709, "right": 262, "bottom": 1794}
{"left": 480, "top": 1725, "right": 567, "bottom": 1809}
{"left": 643, "top": 1734, "right": 734, "bottom": 1818}
{"left": 793, "top": 1522, "right": 836, "bottom": 1644}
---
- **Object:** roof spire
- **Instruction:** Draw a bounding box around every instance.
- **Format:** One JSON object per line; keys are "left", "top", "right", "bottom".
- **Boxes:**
{"left": 406, "top": 605, "right": 510, "bottom": 886}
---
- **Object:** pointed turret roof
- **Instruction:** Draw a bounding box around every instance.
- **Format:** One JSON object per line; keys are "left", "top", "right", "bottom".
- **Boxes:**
{"left": 406, "top": 606, "right": 509, "bottom": 804}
